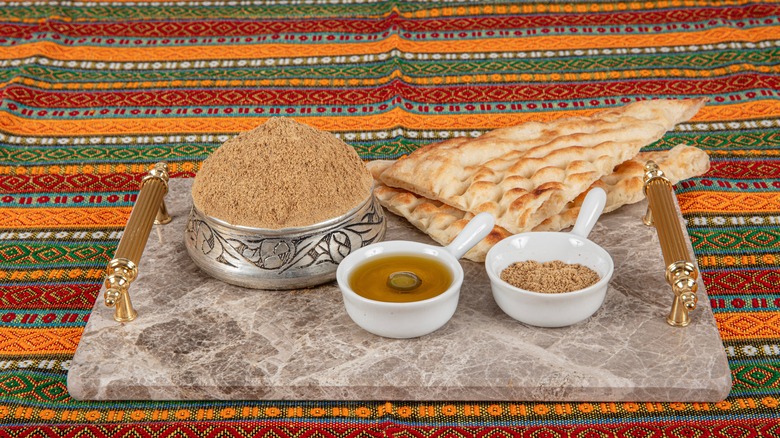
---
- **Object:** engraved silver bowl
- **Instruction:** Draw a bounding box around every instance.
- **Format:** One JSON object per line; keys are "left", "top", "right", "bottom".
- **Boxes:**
{"left": 184, "top": 193, "right": 386, "bottom": 290}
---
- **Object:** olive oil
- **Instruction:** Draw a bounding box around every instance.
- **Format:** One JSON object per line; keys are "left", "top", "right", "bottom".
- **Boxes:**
{"left": 349, "top": 254, "right": 453, "bottom": 303}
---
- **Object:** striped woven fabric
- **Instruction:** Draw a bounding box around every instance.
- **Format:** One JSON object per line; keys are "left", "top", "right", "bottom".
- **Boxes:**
{"left": 1, "top": 0, "right": 779, "bottom": 436}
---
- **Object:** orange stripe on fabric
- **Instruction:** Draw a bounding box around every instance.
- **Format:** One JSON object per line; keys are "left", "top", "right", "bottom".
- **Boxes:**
{"left": 715, "top": 312, "right": 780, "bottom": 340}
{"left": 407, "top": 1, "right": 759, "bottom": 17}
{"left": 0, "top": 101, "right": 774, "bottom": 136}
{"left": 0, "top": 328, "right": 81, "bottom": 355}
{"left": 0, "top": 27, "right": 776, "bottom": 61}
{"left": 0, "top": 207, "right": 130, "bottom": 228}
{"left": 677, "top": 191, "right": 780, "bottom": 214}
{"left": 0, "top": 399, "right": 775, "bottom": 424}
{"left": 0, "top": 267, "right": 107, "bottom": 282}
{"left": 698, "top": 253, "right": 780, "bottom": 268}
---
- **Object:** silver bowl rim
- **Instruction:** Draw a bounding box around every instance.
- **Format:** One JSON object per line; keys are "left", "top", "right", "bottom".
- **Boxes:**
{"left": 190, "top": 191, "right": 376, "bottom": 236}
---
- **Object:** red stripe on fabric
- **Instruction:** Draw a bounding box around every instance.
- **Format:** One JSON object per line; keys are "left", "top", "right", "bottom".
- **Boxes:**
{"left": 4, "top": 83, "right": 397, "bottom": 107}
{"left": 0, "top": 284, "right": 99, "bottom": 309}
{"left": 7, "top": 75, "right": 777, "bottom": 108}
{"left": 703, "top": 270, "right": 780, "bottom": 295}
{"left": 387, "top": 421, "right": 780, "bottom": 437}
{"left": 2, "top": 17, "right": 395, "bottom": 38}
{"left": 1, "top": 4, "right": 778, "bottom": 38}
{"left": 0, "top": 421, "right": 778, "bottom": 437}
{"left": 0, "top": 424, "right": 385, "bottom": 438}
{"left": 0, "top": 173, "right": 200, "bottom": 194}
{"left": 708, "top": 160, "right": 780, "bottom": 179}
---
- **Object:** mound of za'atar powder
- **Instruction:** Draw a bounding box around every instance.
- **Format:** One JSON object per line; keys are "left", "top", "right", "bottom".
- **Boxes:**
{"left": 192, "top": 117, "right": 373, "bottom": 229}
{"left": 500, "top": 260, "right": 600, "bottom": 293}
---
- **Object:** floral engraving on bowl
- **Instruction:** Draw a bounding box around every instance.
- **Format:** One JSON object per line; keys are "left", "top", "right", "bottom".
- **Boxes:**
{"left": 186, "top": 199, "right": 385, "bottom": 273}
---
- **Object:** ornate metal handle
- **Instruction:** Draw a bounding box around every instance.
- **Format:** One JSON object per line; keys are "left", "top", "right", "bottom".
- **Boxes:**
{"left": 643, "top": 161, "right": 698, "bottom": 327}
{"left": 104, "top": 162, "right": 171, "bottom": 322}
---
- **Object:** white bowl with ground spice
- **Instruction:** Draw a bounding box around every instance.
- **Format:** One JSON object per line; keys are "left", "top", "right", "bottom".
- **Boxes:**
{"left": 185, "top": 118, "right": 386, "bottom": 289}
{"left": 485, "top": 188, "right": 614, "bottom": 327}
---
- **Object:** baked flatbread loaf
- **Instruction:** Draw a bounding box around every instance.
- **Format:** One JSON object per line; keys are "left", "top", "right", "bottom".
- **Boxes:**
{"left": 369, "top": 144, "right": 709, "bottom": 261}
{"left": 534, "top": 144, "right": 710, "bottom": 231}
{"left": 379, "top": 98, "right": 707, "bottom": 234}
{"left": 368, "top": 160, "right": 513, "bottom": 262}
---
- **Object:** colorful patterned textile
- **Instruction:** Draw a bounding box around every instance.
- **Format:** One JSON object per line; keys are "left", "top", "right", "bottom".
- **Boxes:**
{"left": 1, "top": 0, "right": 780, "bottom": 436}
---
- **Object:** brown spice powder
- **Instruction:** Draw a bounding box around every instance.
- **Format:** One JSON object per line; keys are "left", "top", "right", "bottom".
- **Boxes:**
{"left": 500, "top": 260, "right": 600, "bottom": 293}
{"left": 192, "top": 117, "right": 373, "bottom": 229}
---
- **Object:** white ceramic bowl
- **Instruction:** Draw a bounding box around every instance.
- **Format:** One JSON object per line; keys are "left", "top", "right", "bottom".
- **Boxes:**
{"left": 336, "top": 213, "right": 494, "bottom": 338}
{"left": 485, "top": 188, "right": 614, "bottom": 327}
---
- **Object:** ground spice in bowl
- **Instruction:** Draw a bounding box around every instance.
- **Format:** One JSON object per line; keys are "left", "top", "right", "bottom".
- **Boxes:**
{"left": 192, "top": 117, "right": 373, "bottom": 229}
{"left": 500, "top": 260, "right": 600, "bottom": 293}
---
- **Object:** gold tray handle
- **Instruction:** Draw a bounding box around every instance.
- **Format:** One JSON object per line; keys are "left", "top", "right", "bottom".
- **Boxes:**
{"left": 643, "top": 161, "right": 698, "bottom": 327}
{"left": 104, "top": 162, "right": 171, "bottom": 323}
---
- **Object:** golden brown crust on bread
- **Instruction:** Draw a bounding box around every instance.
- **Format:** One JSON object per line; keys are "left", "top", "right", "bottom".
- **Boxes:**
{"left": 379, "top": 98, "right": 707, "bottom": 234}
{"left": 534, "top": 144, "right": 710, "bottom": 231}
{"left": 369, "top": 143, "right": 709, "bottom": 261}
{"left": 368, "top": 160, "right": 511, "bottom": 262}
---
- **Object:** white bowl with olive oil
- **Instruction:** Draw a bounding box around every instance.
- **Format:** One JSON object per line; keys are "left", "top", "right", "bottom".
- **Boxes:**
{"left": 336, "top": 213, "right": 495, "bottom": 338}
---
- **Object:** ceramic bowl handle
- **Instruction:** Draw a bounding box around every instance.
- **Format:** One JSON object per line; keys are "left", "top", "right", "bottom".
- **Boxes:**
{"left": 570, "top": 187, "right": 607, "bottom": 239}
{"left": 445, "top": 212, "right": 495, "bottom": 260}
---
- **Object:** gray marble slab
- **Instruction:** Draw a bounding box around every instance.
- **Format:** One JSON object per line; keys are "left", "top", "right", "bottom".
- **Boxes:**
{"left": 68, "top": 179, "right": 731, "bottom": 401}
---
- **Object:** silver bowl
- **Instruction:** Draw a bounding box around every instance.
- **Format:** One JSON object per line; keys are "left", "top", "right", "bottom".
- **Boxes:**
{"left": 184, "top": 194, "right": 386, "bottom": 289}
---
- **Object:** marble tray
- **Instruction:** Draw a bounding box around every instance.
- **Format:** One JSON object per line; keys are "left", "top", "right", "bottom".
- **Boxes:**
{"left": 67, "top": 179, "right": 731, "bottom": 401}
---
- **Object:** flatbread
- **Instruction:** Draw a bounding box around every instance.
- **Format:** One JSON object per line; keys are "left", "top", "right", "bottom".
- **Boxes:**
{"left": 534, "top": 144, "right": 710, "bottom": 231}
{"left": 369, "top": 144, "right": 710, "bottom": 261}
{"left": 379, "top": 98, "right": 707, "bottom": 234}
{"left": 368, "top": 160, "right": 513, "bottom": 262}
